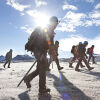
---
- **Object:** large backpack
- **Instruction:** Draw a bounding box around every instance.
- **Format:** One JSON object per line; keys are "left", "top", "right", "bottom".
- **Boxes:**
{"left": 25, "top": 27, "right": 48, "bottom": 53}
{"left": 25, "top": 27, "right": 41, "bottom": 52}
{"left": 71, "top": 45, "right": 76, "bottom": 54}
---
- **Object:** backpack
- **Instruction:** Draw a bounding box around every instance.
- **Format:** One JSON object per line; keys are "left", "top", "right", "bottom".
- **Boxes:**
{"left": 71, "top": 45, "right": 76, "bottom": 54}
{"left": 25, "top": 27, "right": 40, "bottom": 52}
{"left": 87, "top": 48, "right": 90, "bottom": 54}
{"left": 25, "top": 27, "right": 48, "bottom": 53}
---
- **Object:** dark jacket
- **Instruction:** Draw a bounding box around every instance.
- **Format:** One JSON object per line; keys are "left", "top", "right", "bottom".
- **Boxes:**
{"left": 5, "top": 51, "right": 12, "bottom": 61}
{"left": 26, "top": 26, "right": 55, "bottom": 53}
{"left": 78, "top": 44, "right": 86, "bottom": 57}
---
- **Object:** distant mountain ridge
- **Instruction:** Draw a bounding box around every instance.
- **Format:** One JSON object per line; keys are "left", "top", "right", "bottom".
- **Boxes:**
{"left": 95, "top": 56, "right": 100, "bottom": 62}
{"left": 0, "top": 54, "right": 100, "bottom": 62}
{"left": 59, "top": 55, "right": 100, "bottom": 62}
{"left": 0, "top": 54, "right": 34, "bottom": 62}
{"left": 12, "top": 54, "right": 34, "bottom": 62}
{"left": 0, "top": 55, "right": 5, "bottom": 62}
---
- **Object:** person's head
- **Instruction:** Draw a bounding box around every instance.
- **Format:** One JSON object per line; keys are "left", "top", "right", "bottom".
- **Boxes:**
{"left": 92, "top": 45, "right": 94, "bottom": 48}
{"left": 49, "top": 16, "right": 59, "bottom": 30}
{"left": 83, "top": 41, "right": 88, "bottom": 47}
{"left": 10, "top": 49, "right": 13, "bottom": 52}
{"left": 79, "top": 42, "right": 82, "bottom": 45}
{"left": 55, "top": 41, "right": 59, "bottom": 46}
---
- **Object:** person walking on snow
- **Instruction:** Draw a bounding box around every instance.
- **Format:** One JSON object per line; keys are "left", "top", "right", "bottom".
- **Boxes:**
{"left": 75, "top": 41, "right": 94, "bottom": 72}
{"left": 4, "top": 49, "right": 13, "bottom": 68}
{"left": 24, "top": 16, "right": 60, "bottom": 94}
{"left": 48, "top": 40, "right": 63, "bottom": 71}
{"left": 87, "top": 45, "right": 96, "bottom": 64}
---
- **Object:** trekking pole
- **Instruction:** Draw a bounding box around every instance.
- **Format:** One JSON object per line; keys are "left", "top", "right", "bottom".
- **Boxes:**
{"left": 52, "top": 61, "right": 53, "bottom": 69}
{"left": 17, "top": 60, "right": 37, "bottom": 87}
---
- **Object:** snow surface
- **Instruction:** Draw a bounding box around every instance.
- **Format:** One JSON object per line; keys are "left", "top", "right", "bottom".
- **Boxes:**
{"left": 0, "top": 61, "right": 100, "bottom": 100}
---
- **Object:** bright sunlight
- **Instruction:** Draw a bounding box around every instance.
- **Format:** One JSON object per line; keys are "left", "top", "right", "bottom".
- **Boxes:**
{"left": 34, "top": 12, "right": 50, "bottom": 28}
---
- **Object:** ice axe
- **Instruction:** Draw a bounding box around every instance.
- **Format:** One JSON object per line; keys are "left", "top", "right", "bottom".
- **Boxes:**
{"left": 17, "top": 60, "right": 37, "bottom": 87}
{"left": 17, "top": 53, "right": 45, "bottom": 87}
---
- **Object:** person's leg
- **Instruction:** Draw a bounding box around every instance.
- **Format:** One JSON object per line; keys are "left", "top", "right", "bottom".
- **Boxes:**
{"left": 83, "top": 57, "right": 94, "bottom": 70}
{"left": 88, "top": 54, "right": 92, "bottom": 64}
{"left": 54, "top": 57, "right": 63, "bottom": 70}
{"left": 24, "top": 66, "right": 39, "bottom": 88}
{"left": 25, "top": 66, "right": 39, "bottom": 81}
{"left": 69, "top": 54, "right": 76, "bottom": 68}
{"left": 92, "top": 54, "right": 96, "bottom": 64}
{"left": 80, "top": 62, "right": 85, "bottom": 68}
{"left": 75, "top": 58, "right": 82, "bottom": 71}
{"left": 38, "top": 54, "right": 50, "bottom": 93}
{"left": 24, "top": 50, "right": 41, "bottom": 88}
{"left": 8, "top": 60, "right": 11, "bottom": 68}
{"left": 3, "top": 61, "right": 8, "bottom": 68}
{"left": 39, "top": 66, "right": 46, "bottom": 91}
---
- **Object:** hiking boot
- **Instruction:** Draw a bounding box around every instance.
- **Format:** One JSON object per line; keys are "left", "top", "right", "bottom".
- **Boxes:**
{"left": 24, "top": 77, "right": 31, "bottom": 88}
{"left": 81, "top": 65, "right": 85, "bottom": 68}
{"left": 93, "top": 62, "right": 96, "bottom": 64}
{"left": 69, "top": 65, "right": 73, "bottom": 68}
{"left": 75, "top": 69, "right": 81, "bottom": 72}
{"left": 58, "top": 67, "right": 63, "bottom": 70}
{"left": 69, "top": 63, "right": 73, "bottom": 68}
{"left": 39, "top": 88, "right": 51, "bottom": 94}
{"left": 88, "top": 67, "right": 94, "bottom": 71}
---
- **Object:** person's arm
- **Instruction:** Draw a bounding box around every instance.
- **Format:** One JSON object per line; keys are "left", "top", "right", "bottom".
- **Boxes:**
{"left": 48, "top": 36, "right": 57, "bottom": 58}
{"left": 85, "top": 53, "right": 88, "bottom": 59}
{"left": 84, "top": 48, "right": 88, "bottom": 59}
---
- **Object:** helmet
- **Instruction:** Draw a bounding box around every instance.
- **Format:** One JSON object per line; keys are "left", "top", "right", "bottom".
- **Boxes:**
{"left": 84, "top": 41, "right": 88, "bottom": 45}
{"left": 79, "top": 42, "right": 82, "bottom": 45}
{"left": 49, "top": 16, "right": 59, "bottom": 23}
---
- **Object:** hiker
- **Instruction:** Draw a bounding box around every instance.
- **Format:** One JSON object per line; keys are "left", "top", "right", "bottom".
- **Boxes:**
{"left": 24, "top": 16, "right": 59, "bottom": 94}
{"left": 3, "top": 49, "right": 13, "bottom": 68}
{"left": 75, "top": 41, "right": 94, "bottom": 71}
{"left": 87, "top": 45, "right": 96, "bottom": 64}
{"left": 48, "top": 40, "right": 63, "bottom": 70}
{"left": 69, "top": 42, "right": 85, "bottom": 68}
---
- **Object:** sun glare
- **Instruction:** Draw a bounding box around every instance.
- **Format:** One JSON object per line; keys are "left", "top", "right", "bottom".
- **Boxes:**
{"left": 34, "top": 12, "right": 50, "bottom": 28}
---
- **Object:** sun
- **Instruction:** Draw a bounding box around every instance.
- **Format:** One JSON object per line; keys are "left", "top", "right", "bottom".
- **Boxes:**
{"left": 34, "top": 12, "right": 50, "bottom": 28}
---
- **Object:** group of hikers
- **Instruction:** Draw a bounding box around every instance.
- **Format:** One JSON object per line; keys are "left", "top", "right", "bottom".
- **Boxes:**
{"left": 69, "top": 42, "right": 96, "bottom": 71}
{"left": 2, "top": 16, "right": 96, "bottom": 94}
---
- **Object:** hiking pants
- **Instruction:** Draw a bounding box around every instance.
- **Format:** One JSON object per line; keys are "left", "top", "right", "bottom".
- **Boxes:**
{"left": 88, "top": 54, "right": 95, "bottom": 64}
{"left": 76, "top": 56, "right": 91, "bottom": 70}
{"left": 70, "top": 54, "right": 84, "bottom": 67}
{"left": 25, "top": 51, "right": 48, "bottom": 91}
{"left": 48, "top": 55, "right": 61, "bottom": 69}
{"left": 4, "top": 60, "right": 11, "bottom": 68}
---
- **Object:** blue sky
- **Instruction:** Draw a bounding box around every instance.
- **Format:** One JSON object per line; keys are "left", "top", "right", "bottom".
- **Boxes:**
{"left": 0, "top": 0, "right": 100, "bottom": 58}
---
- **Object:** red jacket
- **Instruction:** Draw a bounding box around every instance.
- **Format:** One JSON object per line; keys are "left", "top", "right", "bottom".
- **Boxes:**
{"left": 89, "top": 47, "right": 94, "bottom": 54}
